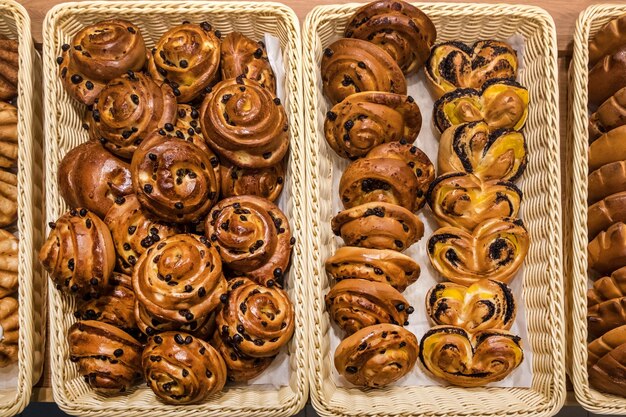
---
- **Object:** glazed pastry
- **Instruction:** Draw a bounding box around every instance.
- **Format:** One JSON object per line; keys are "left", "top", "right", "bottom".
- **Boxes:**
{"left": 211, "top": 331, "right": 274, "bottom": 382}
{"left": 68, "top": 320, "right": 142, "bottom": 393}
{"left": 427, "top": 217, "right": 529, "bottom": 286}
{"left": 419, "top": 326, "right": 523, "bottom": 387}
{"left": 147, "top": 22, "right": 221, "bottom": 103}
{"left": 0, "top": 296, "right": 18, "bottom": 367}
{"left": 426, "top": 41, "right": 518, "bottom": 99}
{"left": 427, "top": 172, "right": 522, "bottom": 230}
{"left": 133, "top": 234, "right": 226, "bottom": 328}
{"left": 131, "top": 130, "right": 219, "bottom": 223}
{"left": 588, "top": 125, "right": 626, "bottom": 172}
{"left": 438, "top": 121, "right": 527, "bottom": 182}
{"left": 0, "top": 101, "right": 18, "bottom": 168}
{"left": 334, "top": 323, "right": 417, "bottom": 387}
{"left": 135, "top": 302, "right": 215, "bottom": 339}
{"left": 588, "top": 161, "right": 626, "bottom": 204}
{"left": 220, "top": 160, "right": 285, "bottom": 202}
{"left": 426, "top": 280, "right": 516, "bottom": 332}
{"left": 0, "top": 169, "right": 16, "bottom": 227}
{"left": 332, "top": 202, "right": 424, "bottom": 251}
{"left": 588, "top": 297, "right": 626, "bottom": 339}
{"left": 588, "top": 266, "right": 626, "bottom": 307}
{"left": 57, "top": 20, "right": 148, "bottom": 105}
{"left": 433, "top": 78, "right": 529, "bottom": 133}
{"left": 104, "top": 194, "right": 180, "bottom": 273}
{"left": 221, "top": 32, "right": 276, "bottom": 93}
{"left": 324, "top": 92, "right": 421, "bottom": 159}
{"left": 321, "top": 38, "right": 407, "bottom": 105}
{"left": 199, "top": 78, "right": 289, "bottom": 168}
{"left": 344, "top": 0, "right": 436, "bottom": 75}
{"left": 326, "top": 278, "right": 412, "bottom": 334}
{"left": 588, "top": 222, "right": 626, "bottom": 274}
{"left": 589, "top": 86, "right": 626, "bottom": 141}
{"left": 0, "top": 39, "right": 18, "bottom": 101}
{"left": 588, "top": 48, "right": 626, "bottom": 107}
{"left": 588, "top": 325, "right": 626, "bottom": 368}
{"left": 0, "top": 230, "right": 17, "bottom": 298}
{"left": 58, "top": 141, "right": 132, "bottom": 218}
{"left": 588, "top": 14, "right": 626, "bottom": 66}
{"left": 588, "top": 192, "right": 626, "bottom": 240}
{"left": 588, "top": 340, "right": 626, "bottom": 397}
{"left": 39, "top": 209, "right": 115, "bottom": 297}
{"left": 205, "top": 196, "right": 293, "bottom": 287}
{"left": 325, "top": 246, "right": 420, "bottom": 292}
{"left": 143, "top": 331, "right": 226, "bottom": 404}
{"left": 89, "top": 72, "right": 177, "bottom": 159}
{"left": 216, "top": 277, "right": 294, "bottom": 358}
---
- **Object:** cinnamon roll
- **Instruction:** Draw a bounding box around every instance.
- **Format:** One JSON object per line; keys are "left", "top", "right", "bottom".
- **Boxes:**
{"left": 588, "top": 125, "right": 626, "bottom": 172}
{"left": 0, "top": 101, "right": 18, "bottom": 168}
{"left": 220, "top": 159, "right": 285, "bottom": 202}
{"left": 135, "top": 302, "right": 215, "bottom": 339}
{"left": 0, "top": 296, "right": 18, "bottom": 367}
{"left": 588, "top": 266, "right": 626, "bottom": 307}
{"left": 588, "top": 161, "right": 626, "bottom": 205}
{"left": 0, "top": 230, "right": 17, "bottom": 298}
{"left": 0, "top": 169, "right": 16, "bottom": 227}
{"left": 588, "top": 297, "right": 626, "bottom": 339}
{"left": 211, "top": 331, "right": 274, "bottom": 382}
{"left": 588, "top": 222, "right": 626, "bottom": 274}
{"left": 0, "top": 39, "right": 18, "bottom": 101}
{"left": 589, "top": 87, "right": 626, "bottom": 141}
{"left": 221, "top": 32, "right": 276, "bottom": 93}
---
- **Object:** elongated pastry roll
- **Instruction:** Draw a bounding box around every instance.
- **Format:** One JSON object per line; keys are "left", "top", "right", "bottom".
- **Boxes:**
{"left": 588, "top": 126, "right": 626, "bottom": 172}
{"left": 588, "top": 266, "right": 626, "bottom": 307}
{"left": 588, "top": 296, "right": 626, "bottom": 339}
{"left": 589, "top": 86, "right": 626, "bottom": 141}
{"left": 588, "top": 325, "right": 626, "bottom": 369}
{"left": 0, "top": 101, "right": 18, "bottom": 168}
{"left": 0, "top": 296, "right": 18, "bottom": 367}
{"left": 588, "top": 222, "right": 626, "bottom": 274}
{"left": 589, "top": 14, "right": 626, "bottom": 66}
{"left": 588, "top": 340, "right": 626, "bottom": 397}
{"left": 0, "top": 39, "right": 18, "bottom": 101}
{"left": 588, "top": 49, "right": 626, "bottom": 107}
{"left": 0, "top": 230, "right": 17, "bottom": 298}
{"left": 588, "top": 161, "right": 626, "bottom": 205}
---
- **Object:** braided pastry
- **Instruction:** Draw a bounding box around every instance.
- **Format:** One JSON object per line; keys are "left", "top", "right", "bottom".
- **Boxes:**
{"left": 588, "top": 125, "right": 626, "bottom": 172}
{"left": 427, "top": 172, "right": 522, "bottom": 231}
{"left": 0, "top": 39, "right": 18, "bottom": 101}
{"left": 325, "top": 246, "right": 420, "bottom": 292}
{"left": 205, "top": 196, "right": 293, "bottom": 287}
{"left": 324, "top": 92, "right": 421, "bottom": 159}
{"left": 220, "top": 160, "right": 285, "bottom": 202}
{"left": 427, "top": 217, "right": 529, "bottom": 286}
{"left": 39, "top": 209, "right": 115, "bottom": 297}
{"left": 221, "top": 32, "right": 276, "bottom": 93}
{"left": 0, "top": 230, "right": 17, "bottom": 298}
{"left": 57, "top": 20, "right": 148, "bottom": 105}
{"left": 588, "top": 340, "right": 626, "bottom": 397}
{"left": 321, "top": 38, "right": 407, "bottom": 105}
{"left": 589, "top": 161, "right": 626, "bottom": 205}
{"left": 589, "top": 14, "right": 626, "bottom": 66}
{"left": 147, "top": 22, "right": 221, "bottom": 103}
{"left": 433, "top": 78, "right": 529, "bottom": 133}
{"left": 344, "top": 0, "right": 436, "bottom": 75}
{"left": 588, "top": 266, "right": 626, "bottom": 307}
{"left": 135, "top": 301, "right": 215, "bottom": 339}
{"left": 0, "top": 101, "right": 18, "bottom": 168}
{"left": 216, "top": 277, "right": 294, "bottom": 358}
{"left": 426, "top": 280, "right": 516, "bottom": 332}
{"left": 589, "top": 87, "right": 626, "bottom": 141}
{"left": 588, "top": 297, "right": 626, "bottom": 339}
{"left": 332, "top": 202, "right": 424, "bottom": 251}
{"left": 68, "top": 320, "right": 142, "bottom": 393}
{"left": 588, "top": 222, "right": 626, "bottom": 274}
{"left": 58, "top": 141, "right": 132, "bottom": 218}
{"left": 326, "top": 278, "right": 412, "bottom": 334}
{"left": 104, "top": 194, "right": 180, "bottom": 273}
{"left": 419, "top": 326, "right": 523, "bottom": 387}
{"left": 589, "top": 49, "right": 626, "bottom": 107}
{"left": 438, "top": 121, "right": 527, "bottom": 182}
{"left": 588, "top": 325, "right": 626, "bottom": 368}
{"left": 199, "top": 78, "right": 289, "bottom": 168}
{"left": 588, "top": 192, "right": 626, "bottom": 240}
{"left": 426, "top": 40, "right": 518, "bottom": 99}
{"left": 334, "top": 323, "right": 418, "bottom": 387}
{"left": 0, "top": 296, "right": 18, "bottom": 367}
{"left": 0, "top": 169, "right": 16, "bottom": 227}
{"left": 89, "top": 72, "right": 177, "bottom": 159}
{"left": 211, "top": 331, "right": 274, "bottom": 382}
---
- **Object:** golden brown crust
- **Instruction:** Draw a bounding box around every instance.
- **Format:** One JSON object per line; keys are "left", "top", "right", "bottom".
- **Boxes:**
{"left": 588, "top": 340, "right": 626, "bottom": 397}
{"left": 0, "top": 169, "right": 17, "bottom": 227}
{"left": 134, "top": 302, "right": 215, "bottom": 339}
{"left": 0, "top": 229, "right": 17, "bottom": 298}
{"left": 588, "top": 266, "right": 626, "bottom": 307}
{"left": 0, "top": 38, "right": 18, "bottom": 101}
{"left": 588, "top": 325, "right": 626, "bottom": 368}
{"left": 588, "top": 192, "right": 626, "bottom": 240}
{"left": 0, "top": 101, "right": 18, "bottom": 168}
{"left": 219, "top": 159, "right": 285, "bottom": 202}
{"left": 589, "top": 14, "right": 626, "bottom": 66}
{"left": 589, "top": 48, "right": 626, "bottom": 107}
{"left": 588, "top": 222, "right": 626, "bottom": 274}
{"left": 588, "top": 297, "right": 626, "bottom": 339}
{"left": 588, "top": 161, "right": 626, "bottom": 205}
{"left": 0, "top": 296, "right": 18, "bottom": 367}
{"left": 588, "top": 126, "right": 626, "bottom": 172}
{"left": 589, "top": 86, "right": 626, "bottom": 141}
{"left": 221, "top": 32, "right": 276, "bottom": 93}
{"left": 211, "top": 331, "right": 274, "bottom": 383}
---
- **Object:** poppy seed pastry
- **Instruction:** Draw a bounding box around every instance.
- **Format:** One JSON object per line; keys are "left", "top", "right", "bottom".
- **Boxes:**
{"left": 221, "top": 32, "right": 276, "bottom": 93}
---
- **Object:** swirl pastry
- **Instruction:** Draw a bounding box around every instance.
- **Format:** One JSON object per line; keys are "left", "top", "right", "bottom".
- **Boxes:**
{"left": 588, "top": 192, "right": 626, "bottom": 240}
{"left": 438, "top": 121, "right": 527, "bottom": 182}
{"left": 216, "top": 277, "right": 294, "bottom": 358}
{"left": 0, "top": 296, "right": 18, "bottom": 367}
{"left": 433, "top": 78, "right": 529, "bottom": 133}
{"left": 588, "top": 297, "right": 626, "bottom": 339}
{"left": 589, "top": 14, "right": 626, "bottom": 66}
{"left": 332, "top": 202, "right": 424, "bottom": 251}
{"left": 589, "top": 87, "right": 626, "bottom": 141}
{"left": 588, "top": 222, "right": 626, "bottom": 274}
{"left": 205, "top": 196, "right": 292, "bottom": 287}
{"left": 588, "top": 266, "right": 626, "bottom": 307}
{"left": 426, "top": 40, "right": 518, "bottom": 99}
{"left": 148, "top": 22, "right": 221, "bottom": 103}
{"left": 588, "top": 125, "right": 626, "bottom": 172}
{"left": 325, "top": 92, "right": 421, "bottom": 159}
{"left": 419, "top": 326, "right": 523, "bottom": 387}
{"left": 426, "top": 280, "right": 516, "bottom": 332}
{"left": 427, "top": 217, "right": 529, "bottom": 286}
{"left": 143, "top": 331, "right": 226, "bottom": 404}
{"left": 589, "top": 339, "right": 626, "bottom": 397}
{"left": 588, "top": 325, "right": 626, "bottom": 368}
{"left": 135, "top": 302, "right": 215, "bottom": 339}
{"left": 89, "top": 72, "right": 177, "bottom": 159}
{"left": 68, "top": 320, "right": 142, "bottom": 393}
{"left": 39, "top": 209, "right": 115, "bottom": 297}
{"left": 199, "top": 78, "right": 289, "bottom": 168}
{"left": 321, "top": 38, "right": 407, "bottom": 105}
{"left": 131, "top": 130, "right": 219, "bottom": 223}
{"left": 0, "top": 169, "right": 16, "bottom": 227}
{"left": 173, "top": 105, "right": 211, "bottom": 151}
{"left": 211, "top": 331, "right": 274, "bottom": 382}
{"left": 0, "top": 230, "right": 17, "bottom": 298}
{"left": 326, "top": 278, "right": 412, "bottom": 334}
{"left": 0, "top": 101, "right": 18, "bottom": 168}
{"left": 325, "top": 246, "right": 420, "bottom": 292}
{"left": 104, "top": 194, "right": 180, "bottom": 273}
{"left": 344, "top": 0, "right": 436, "bottom": 75}
{"left": 588, "top": 161, "right": 626, "bottom": 205}
{"left": 0, "top": 39, "right": 18, "bottom": 101}
{"left": 334, "top": 323, "right": 418, "bottom": 387}
{"left": 57, "top": 20, "right": 148, "bottom": 105}
{"left": 427, "top": 172, "right": 522, "bottom": 231}
{"left": 58, "top": 141, "right": 133, "bottom": 218}
{"left": 221, "top": 32, "right": 276, "bottom": 93}
{"left": 588, "top": 49, "right": 626, "bottom": 107}
{"left": 220, "top": 160, "right": 285, "bottom": 202}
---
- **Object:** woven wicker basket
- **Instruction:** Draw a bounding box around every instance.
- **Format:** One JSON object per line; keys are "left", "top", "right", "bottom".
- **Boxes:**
{"left": 567, "top": 4, "right": 626, "bottom": 414}
{"left": 42, "top": 2, "right": 307, "bottom": 416}
{"left": 303, "top": 3, "right": 565, "bottom": 416}
{"left": 0, "top": 0, "right": 44, "bottom": 416}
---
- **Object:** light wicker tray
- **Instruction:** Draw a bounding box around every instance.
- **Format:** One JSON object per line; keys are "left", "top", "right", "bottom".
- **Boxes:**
{"left": 567, "top": 4, "right": 626, "bottom": 414}
{"left": 303, "top": 3, "right": 565, "bottom": 416}
{"left": 42, "top": 2, "right": 307, "bottom": 416}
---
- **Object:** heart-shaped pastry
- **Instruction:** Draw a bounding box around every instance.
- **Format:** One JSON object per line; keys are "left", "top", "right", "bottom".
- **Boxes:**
{"left": 425, "top": 40, "right": 518, "bottom": 99}
{"left": 419, "top": 325, "right": 523, "bottom": 387}
{"left": 427, "top": 217, "right": 529, "bottom": 286}
{"left": 427, "top": 172, "right": 522, "bottom": 231}
{"left": 426, "top": 279, "right": 516, "bottom": 332}
{"left": 438, "top": 121, "right": 527, "bottom": 182}
{"left": 588, "top": 266, "right": 626, "bottom": 307}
